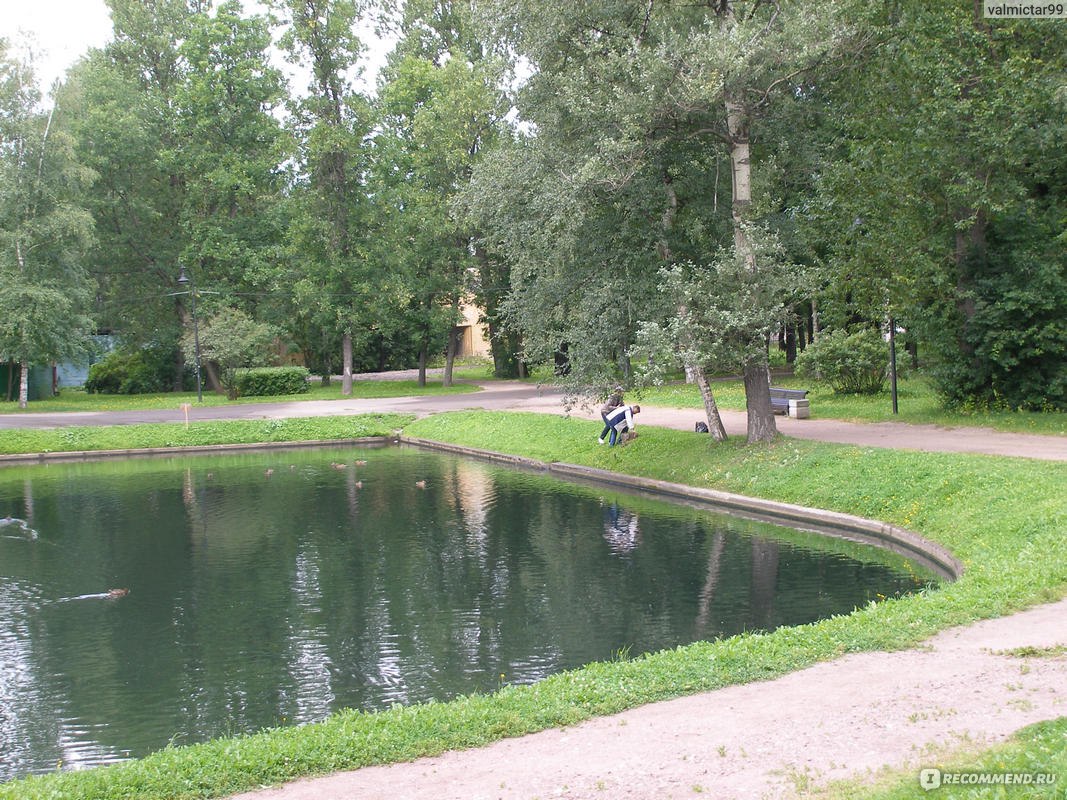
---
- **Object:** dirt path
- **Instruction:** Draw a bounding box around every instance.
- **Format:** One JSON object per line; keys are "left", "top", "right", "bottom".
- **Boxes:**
{"left": 232, "top": 599, "right": 1066, "bottom": 800}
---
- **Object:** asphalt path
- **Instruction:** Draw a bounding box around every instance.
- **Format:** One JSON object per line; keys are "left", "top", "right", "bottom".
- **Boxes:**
{"left": 1, "top": 380, "right": 1065, "bottom": 461}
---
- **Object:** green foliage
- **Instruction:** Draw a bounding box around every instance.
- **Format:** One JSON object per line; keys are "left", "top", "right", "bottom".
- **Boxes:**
{"left": 233, "top": 366, "right": 310, "bottom": 397}
{"left": 182, "top": 307, "right": 278, "bottom": 399}
{"left": 635, "top": 229, "right": 805, "bottom": 384}
{"left": 805, "top": 2, "right": 1067, "bottom": 411}
{"left": 930, "top": 224, "right": 1067, "bottom": 412}
{"left": 794, "top": 328, "right": 888, "bottom": 395}
{"left": 0, "top": 43, "right": 96, "bottom": 403}
{"left": 84, "top": 345, "right": 184, "bottom": 395}
{"left": 276, "top": 0, "right": 379, "bottom": 386}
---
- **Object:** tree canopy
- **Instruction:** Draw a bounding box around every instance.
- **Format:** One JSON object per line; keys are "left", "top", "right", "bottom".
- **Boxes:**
{"left": 2, "top": 0, "right": 1061, "bottom": 423}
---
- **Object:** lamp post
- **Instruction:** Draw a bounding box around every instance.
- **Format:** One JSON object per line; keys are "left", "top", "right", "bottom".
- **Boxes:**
{"left": 176, "top": 265, "right": 203, "bottom": 403}
{"left": 888, "top": 315, "right": 899, "bottom": 415}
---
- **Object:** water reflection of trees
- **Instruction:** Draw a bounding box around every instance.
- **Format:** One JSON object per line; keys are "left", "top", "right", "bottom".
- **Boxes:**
{"left": 0, "top": 453, "right": 923, "bottom": 781}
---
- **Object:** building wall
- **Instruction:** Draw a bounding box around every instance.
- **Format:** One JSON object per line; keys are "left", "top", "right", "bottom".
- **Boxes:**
{"left": 455, "top": 302, "right": 491, "bottom": 358}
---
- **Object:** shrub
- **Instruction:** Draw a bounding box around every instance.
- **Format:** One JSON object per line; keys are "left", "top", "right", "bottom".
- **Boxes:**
{"left": 182, "top": 308, "right": 279, "bottom": 399}
{"left": 794, "top": 328, "right": 888, "bottom": 394}
{"left": 84, "top": 346, "right": 183, "bottom": 394}
{"left": 233, "top": 367, "right": 310, "bottom": 397}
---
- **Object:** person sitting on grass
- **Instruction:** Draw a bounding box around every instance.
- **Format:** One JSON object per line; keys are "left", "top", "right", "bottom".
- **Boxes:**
{"left": 604, "top": 404, "right": 640, "bottom": 447}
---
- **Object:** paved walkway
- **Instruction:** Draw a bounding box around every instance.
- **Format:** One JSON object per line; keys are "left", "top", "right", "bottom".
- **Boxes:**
{"left": 2, "top": 380, "right": 1065, "bottom": 461}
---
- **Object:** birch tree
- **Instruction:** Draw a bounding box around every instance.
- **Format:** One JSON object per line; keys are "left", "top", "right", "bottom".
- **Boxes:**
{"left": 0, "top": 43, "right": 95, "bottom": 407}
{"left": 478, "top": 0, "right": 856, "bottom": 441}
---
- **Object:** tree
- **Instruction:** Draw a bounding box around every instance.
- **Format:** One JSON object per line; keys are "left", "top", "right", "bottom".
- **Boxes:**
{"left": 63, "top": 0, "right": 287, "bottom": 392}
{"left": 0, "top": 42, "right": 95, "bottom": 407}
{"left": 374, "top": 6, "right": 507, "bottom": 387}
{"left": 63, "top": 0, "right": 193, "bottom": 386}
{"left": 171, "top": 1, "right": 288, "bottom": 303}
{"left": 273, "top": 0, "right": 375, "bottom": 396}
{"left": 475, "top": 0, "right": 856, "bottom": 441}
{"left": 181, "top": 306, "right": 278, "bottom": 398}
{"left": 636, "top": 229, "right": 805, "bottom": 435}
{"left": 808, "top": 2, "right": 1067, "bottom": 410}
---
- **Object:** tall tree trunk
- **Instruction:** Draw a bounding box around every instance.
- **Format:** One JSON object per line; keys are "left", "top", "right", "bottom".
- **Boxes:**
{"left": 444, "top": 330, "right": 458, "bottom": 387}
{"left": 694, "top": 367, "right": 729, "bottom": 441}
{"left": 174, "top": 297, "right": 188, "bottom": 391}
{"left": 726, "top": 90, "right": 776, "bottom": 442}
{"left": 444, "top": 295, "right": 460, "bottom": 387}
{"left": 341, "top": 332, "right": 353, "bottom": 396}
{"left": 18, "top": 361, "right": 29, "bottom": 409}
{"left": 203, "top": 361, "right": 223, "bottom": 393}
{"left": 417, "top": 343, "right": 428, "bottom": 387}
{"left": 173, "top": 348, "right": 186, "bottom": 392}
{"left": 743, "top": 359, "right": 777, "bottom": 442}
{"left": 954, "top": 205, "right": 986, "bottom": 364}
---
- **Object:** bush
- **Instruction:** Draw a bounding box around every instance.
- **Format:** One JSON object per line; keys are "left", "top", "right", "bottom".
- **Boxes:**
{"left": 794, "top": 328, "right": 888, "bottom": 394}
{"left": 233, "top": 366, "right": 310, "bottom": 397}
{"left": 85, "top": 346, "right": 183, "bottom": 394}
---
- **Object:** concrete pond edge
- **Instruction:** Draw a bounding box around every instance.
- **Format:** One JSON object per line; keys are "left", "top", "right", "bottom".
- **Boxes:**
{"left": 401, "top": 435, "right": 964, "bottom": 582}
{"left": 0, "top": 432, "right": 963, "bottom": 581}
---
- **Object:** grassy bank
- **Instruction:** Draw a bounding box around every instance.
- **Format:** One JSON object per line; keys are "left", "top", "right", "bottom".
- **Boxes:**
{"left": 637, "top": 376, "right": 1067, "bottom": 436}
{"left": 0, "top": 379, "right": 477, "bottom": 414}
{"left": 0, "top": 414, "right": 413, "bottom": 456}
{"left": 2, "top": 411, "right": 1065, "bottom": 800}
{"left": 817, "top": 717, "right": 1067, "bottom": 799}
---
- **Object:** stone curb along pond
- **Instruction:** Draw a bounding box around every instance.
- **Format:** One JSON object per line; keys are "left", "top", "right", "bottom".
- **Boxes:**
{"left": 0, "top": 432, "right": 963, "bottom": 582}
{"left": 399, "top": 436, "right": 965, "bottom": 583}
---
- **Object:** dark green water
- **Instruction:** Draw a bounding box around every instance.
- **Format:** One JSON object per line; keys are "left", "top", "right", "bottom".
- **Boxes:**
{"left": 0, "top": 445, "right": 934, "bottom": 782}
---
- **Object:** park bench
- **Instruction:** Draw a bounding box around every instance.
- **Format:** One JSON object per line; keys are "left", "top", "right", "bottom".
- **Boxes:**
{"left": 769, "top": 387, "right": 810, "bottom": 418}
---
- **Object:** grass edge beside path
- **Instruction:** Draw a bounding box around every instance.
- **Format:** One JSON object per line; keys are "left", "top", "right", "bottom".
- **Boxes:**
{"left": 2, "top": 411, "right": 1065, "bottom": 800}
{"left": 0, "top": 414, "right": 415, "bottom": 456}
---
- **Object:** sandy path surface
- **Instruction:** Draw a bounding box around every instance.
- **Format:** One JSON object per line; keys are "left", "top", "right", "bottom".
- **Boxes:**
{"left": 232, "top": 599, "right": 1066, "bottom": 800}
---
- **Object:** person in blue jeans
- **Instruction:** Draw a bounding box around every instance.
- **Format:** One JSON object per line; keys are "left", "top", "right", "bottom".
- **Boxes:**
{"left": 604, "top": 404, "right": 640, "bottom": 446}
{"left": 597, "top": 386, "right": 625, "bottom": 443}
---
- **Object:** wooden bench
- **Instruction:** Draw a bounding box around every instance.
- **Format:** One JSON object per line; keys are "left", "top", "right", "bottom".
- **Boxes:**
{"left": 769, "top": 387, "right": 810, "bottom": 418}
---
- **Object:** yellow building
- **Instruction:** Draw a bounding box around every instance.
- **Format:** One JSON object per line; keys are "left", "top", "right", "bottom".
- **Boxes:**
{"left": 454, "top": 301, "right": 491, "bottom": 358}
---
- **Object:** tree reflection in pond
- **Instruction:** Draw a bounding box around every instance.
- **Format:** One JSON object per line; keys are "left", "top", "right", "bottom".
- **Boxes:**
{"left": 0, "top": 446, "right": 936, "bottom": 781}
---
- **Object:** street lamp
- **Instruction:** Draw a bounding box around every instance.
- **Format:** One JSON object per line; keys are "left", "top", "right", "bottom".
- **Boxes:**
{"left": 176, "top": 265, "right": 203, "bottom": 403}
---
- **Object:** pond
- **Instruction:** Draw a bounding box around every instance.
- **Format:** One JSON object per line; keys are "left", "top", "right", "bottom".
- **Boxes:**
{"left": 0, "top": 445, "right": 937, "bottom": 782}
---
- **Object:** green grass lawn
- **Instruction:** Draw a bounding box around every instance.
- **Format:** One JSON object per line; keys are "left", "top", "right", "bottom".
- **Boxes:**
{"left": 815, "top": 717, "right": 1067, "bottom": 799}
{"left": 636, "top": 375, "right": 1067, "bottom": 436}
{"left": 0, "top": 414, "right": 415, "bottom": 456}
{"left": 3, "top": 410, "right": 1064, "bottom": 800}
{"left": 0, "top": 379, "right": 478, "bottom": 414}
